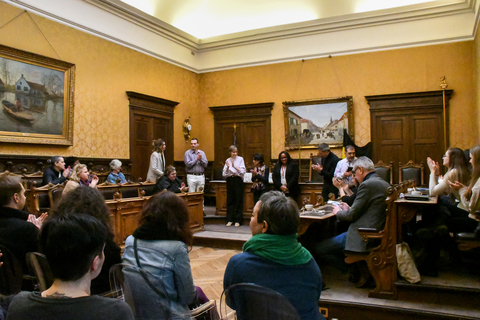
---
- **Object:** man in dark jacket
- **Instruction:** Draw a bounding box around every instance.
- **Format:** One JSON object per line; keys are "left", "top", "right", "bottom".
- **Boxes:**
{"left": 0, "top": 174, "right": 39, "bottom": 272}
{"left": 42, "top": 156, "right": 71, "bottom": 186}
{"left": 312, "top": 143, "right": 340, "bottom": 201}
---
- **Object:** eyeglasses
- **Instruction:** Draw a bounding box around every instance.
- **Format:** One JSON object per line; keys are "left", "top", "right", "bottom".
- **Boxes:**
{"left": 352, "top": 167, "right": 359, "bottom": 176}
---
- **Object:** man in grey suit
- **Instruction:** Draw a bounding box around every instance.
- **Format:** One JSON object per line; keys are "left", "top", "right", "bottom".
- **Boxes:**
{"left": 314, "top": 157, "right": 389, "bottom": 277}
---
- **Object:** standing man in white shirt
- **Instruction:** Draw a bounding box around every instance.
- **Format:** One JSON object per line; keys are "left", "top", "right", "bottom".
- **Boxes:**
{"left": 184, "top": 138, "right": 208, "bottom": 192}
{"left": 334, "top": 145, "right": 356, "bottom": 183}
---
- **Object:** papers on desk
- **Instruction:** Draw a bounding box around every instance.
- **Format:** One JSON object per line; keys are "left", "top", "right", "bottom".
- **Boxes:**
{"left": 300, "top": 205, "right": 333, "bottom": 216}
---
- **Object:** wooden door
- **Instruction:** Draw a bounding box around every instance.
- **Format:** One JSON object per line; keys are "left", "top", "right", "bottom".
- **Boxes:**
{"left": 368, "top": 90, "right": 452, "bottom": 184}
{"left": 127, "top": 92, "right": 178, "bottom": 181}
{"left": 210, "top": 103, "right": 273, "bottom": 168}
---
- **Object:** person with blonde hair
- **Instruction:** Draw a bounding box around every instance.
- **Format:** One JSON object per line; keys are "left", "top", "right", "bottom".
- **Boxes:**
{"left": 63, "top": 164, "right": 99, "bottom": 194}
{"left": 106, "top": 159, "right": 127, "bottom": 184}
{"left": 147, "top": 138, "right": 166, "bottom": 182}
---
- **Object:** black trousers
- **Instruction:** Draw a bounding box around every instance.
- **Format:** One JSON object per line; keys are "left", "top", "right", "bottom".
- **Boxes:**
{"left": 226, "top": 176, "right": 244, "bottom": 224}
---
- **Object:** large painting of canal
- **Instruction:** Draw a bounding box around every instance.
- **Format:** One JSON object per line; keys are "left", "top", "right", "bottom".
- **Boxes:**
{"left": 283, "top": 97, "right": 353, "bottom": 149}
{"left": 0, "top": 44, "right": 74, "bottom": 145}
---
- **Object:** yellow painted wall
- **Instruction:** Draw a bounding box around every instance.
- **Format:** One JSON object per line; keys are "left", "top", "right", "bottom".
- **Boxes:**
{"left": 0, "top": 3, "right": 199, "bottom": 161}
{"left": 475, "top": 24, "right": 480, "bottom": 146}
{"left": 0, "top": 2, "right": 478, "bottom": 163}
{"left": 199, "top": 43, "right": 477, "bottom": 161}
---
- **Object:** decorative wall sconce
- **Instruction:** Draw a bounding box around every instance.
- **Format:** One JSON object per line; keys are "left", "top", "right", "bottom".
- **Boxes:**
{"left": 183, "top": 117, "right": 191, "bottom": 142}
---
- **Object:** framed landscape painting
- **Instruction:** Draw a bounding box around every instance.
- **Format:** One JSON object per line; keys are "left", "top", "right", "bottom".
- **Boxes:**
{"left": 0, "top": 44, "right": 75, "bottom": 145}
{"left": 283, "top": 96, "right": 353, "bottom": 150}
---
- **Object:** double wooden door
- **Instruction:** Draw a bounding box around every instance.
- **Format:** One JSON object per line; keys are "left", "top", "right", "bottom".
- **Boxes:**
{"left": 127, "top": 92, "right": 178, "bottom": 182}
{"left": 210, "top": 102, "right": 273, "bottom": 168}
{"left": 368, "top": 90, "right": 452, "bottom": 184}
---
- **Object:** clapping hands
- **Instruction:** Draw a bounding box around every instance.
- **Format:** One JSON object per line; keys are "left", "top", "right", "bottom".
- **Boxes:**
{"left": 427, "top": 157, "right": 440, "bottom": 176}
{"left": 28, "top": 212, "right": 48, "bottom": 229}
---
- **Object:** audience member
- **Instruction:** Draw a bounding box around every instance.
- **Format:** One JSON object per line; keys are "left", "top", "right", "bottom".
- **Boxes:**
{"left": 450, "top": 145, "right": 480, "bottom": 238}
{"left": 146, "top": 138, "right": 166, "bottom": 182}
{"left": 222, "top": 145, "right": 246, "bottom": 227}
{"left": 184, "top": 138, "right": 208, "bottom": 192}
{"left": 250, "top": 153, "right": 269, "bottom": 203}
{"left": 123, "top": 191, "right": 216, "bottom": 318}
{"left": 50, "top": 186, "right": 121, "bottom": 295}
{"left": 42, "top": 156, "right": 71, "bottom": 186}
{"left": 63, "top": 164, "right": 99, "bottom": 195}
{"left": 272, "top": 151, "right": 299, "bottom": 199}
{"left": 106, "top": 159, "right": 127, "bottom": 184}
{"left": 6, "top": 213, "right": 134, "bottom": 320}
{"left": 314, "top": 157, "right": 389, "bottom": 285}
{"left": 154, "top": 165, "right": 188, "bottom": 194}
{"left": 334, "top": 145, "right": 356, "bottom": 183}
{"left": 312, "top": 143, "right": 340, "bottom": 201}
{"left": 0, "top": 174, "right": 39, "bottom": 273}
{"left": 224, "top": 191, "right": 325, "bottom": 320}
{"left": 333, "top": 176, "right": 357, "bottom": 206}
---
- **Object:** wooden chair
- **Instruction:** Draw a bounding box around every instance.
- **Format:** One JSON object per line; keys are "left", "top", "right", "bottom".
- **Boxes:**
{"left": 97, "top": 181, "right": 121, "bottom": 200}
{"left": 399, "top": 160, "right": 424, "bottom": 186}
{"left": 374, "top": 160, "right": 393, "bottom": 185}
{"left": 309, "top": 153, "right": 324, "bottom": 183}
{"left": 28, "top": 182, "right": 53, "bottom": 215}
{"left": 139, "top": 180, "right": 156, "bottom": 197}
{"left": 344, "top": 185, "right": 399, "bottom": 299}
{"left": 455, "top": 214, "right": 480, "bottom": 251}
{"left": 26, "top": 252, "right": 54, "bottom": 292}
{"left": 48, "top": 183, "right": 65, "bottom": 208}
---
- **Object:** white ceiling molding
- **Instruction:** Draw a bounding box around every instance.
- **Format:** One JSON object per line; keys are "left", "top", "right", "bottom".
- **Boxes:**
{"left": 2, "top": 0, "right": 479, "bottom": 73}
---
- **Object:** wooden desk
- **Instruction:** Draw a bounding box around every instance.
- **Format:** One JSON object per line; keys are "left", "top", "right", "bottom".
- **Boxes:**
{"left": 106, "top": 192, "right": 204, "bottom": 247}
{"left": 210, "top": 180, "right": 323, "bottom": 216}
{"left": 395, "top": 196, "right": 438, "bottom": 243}
{"left": 298, "top": 212, "right": 335, "bottom": 236}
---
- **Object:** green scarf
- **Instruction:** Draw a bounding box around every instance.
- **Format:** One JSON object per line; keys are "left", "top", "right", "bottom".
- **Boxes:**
{"left": 243, "top": 233, "right": 312, "bottom": 266}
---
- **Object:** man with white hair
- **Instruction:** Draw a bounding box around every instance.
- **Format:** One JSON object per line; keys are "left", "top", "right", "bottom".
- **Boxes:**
{"left": 314, "top": 157, "right": 389, "bottom": 284}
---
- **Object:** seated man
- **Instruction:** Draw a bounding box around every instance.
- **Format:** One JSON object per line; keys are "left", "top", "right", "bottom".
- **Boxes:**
{"left": 314, "top": 157, "right": 389, "bottom": 283}
{"left": 42, "top": 156, "right": 71, "bottom": 186}
{"left": 224, "top": 191, "right": 325, "bottom": 320}
{"left": 6, "top": 213, "right": 134, "bottom": 320}
{"left": 0, "top": 174, "right": 39, "bottom": 273}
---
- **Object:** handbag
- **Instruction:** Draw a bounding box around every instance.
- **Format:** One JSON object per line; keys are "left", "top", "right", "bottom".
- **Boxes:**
{"left": 396, "top": 242, "right": 421, "bottom": 284}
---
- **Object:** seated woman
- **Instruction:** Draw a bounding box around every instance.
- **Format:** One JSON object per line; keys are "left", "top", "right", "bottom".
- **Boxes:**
{"left": 154, "top": 165, "right": 188, "bottom": 194}
{"left": 63, "top": 164, "right": 99, "bottom": 194}
{"left": 50, "top": 186, "right": 121, "bottom": 295}
{"left": 450, "top": 145, "right": 480, "bottom": 237}
{"left": 272, "top": 151, "right": 299, "bottom": 199}
{"left": 250, "top": 153, "right": 269, "bottom": 204}
{"left": 122, "top": 191, "right": 213, "bottom": 318}
{"left": 106, "top": 159, "right": 127, "bottom": 184}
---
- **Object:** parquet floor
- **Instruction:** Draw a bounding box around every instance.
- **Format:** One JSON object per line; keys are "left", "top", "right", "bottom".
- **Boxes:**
{"left": 189, "top": 246, "right": 240, "bottom": 307}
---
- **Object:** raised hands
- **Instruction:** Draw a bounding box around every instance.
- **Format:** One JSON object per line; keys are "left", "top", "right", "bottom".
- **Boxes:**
{"left": 427, "top": 157, "right": 440, "bottom": 175}
{"left": 28, "top": 212, "right": 48, "bottom": 229}
{"left": 448, "top": 180, "right": 467, "bottom": 191}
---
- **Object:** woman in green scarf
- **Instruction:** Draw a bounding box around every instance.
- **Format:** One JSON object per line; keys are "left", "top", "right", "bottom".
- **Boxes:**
{"left": 223, "top": 191, "right": 325, "bottom": 320}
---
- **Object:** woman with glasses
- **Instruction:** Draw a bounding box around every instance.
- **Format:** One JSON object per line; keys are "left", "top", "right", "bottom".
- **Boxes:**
{"left": 154, "top": 165, "right": 188, "bottom": 194}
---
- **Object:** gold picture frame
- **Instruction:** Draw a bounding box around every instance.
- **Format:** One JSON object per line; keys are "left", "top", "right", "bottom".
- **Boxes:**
{"left": 283, "top": 96, "right": 353, "bottom": 150}
{"left": 0, "top": 44, "right": 75, "bottom": 145}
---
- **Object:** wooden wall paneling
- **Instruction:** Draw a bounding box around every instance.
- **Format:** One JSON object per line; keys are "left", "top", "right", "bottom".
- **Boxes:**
{"left": 367, "top": 90, "right": 452, "bottom": 184}
{"left": 127, "top": 91, "right": 178, "bottom": 182}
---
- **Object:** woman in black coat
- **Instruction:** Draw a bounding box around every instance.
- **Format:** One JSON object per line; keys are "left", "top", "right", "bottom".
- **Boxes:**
{"left": 250, "top": 153, "right": 269, "bottom": 204}
{"left": 272, "top": 151, "right": 300, "bottom": 199}
{"left": 154, "top": 165, "right": 188, "bottom": 194}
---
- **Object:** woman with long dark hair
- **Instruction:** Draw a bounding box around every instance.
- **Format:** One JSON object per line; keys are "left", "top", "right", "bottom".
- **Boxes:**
{"left": 250, "top": 153, "right": 269, "bottom": 204}
{"left": 50, "top": 186, "right": 120, "bottom": 294}
{"left": 272, "top": 151, "right": 299, "bottom": 199}
{"left": 122, "top": 191, "right": 212, "bottom": 317}
{"left": 450, "top": 145, "right": 480, "bottom": 237}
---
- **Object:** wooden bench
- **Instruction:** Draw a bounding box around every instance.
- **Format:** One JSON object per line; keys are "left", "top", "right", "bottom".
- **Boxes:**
{"left": 344, "top": 180, "right": 416, "bottom": 300}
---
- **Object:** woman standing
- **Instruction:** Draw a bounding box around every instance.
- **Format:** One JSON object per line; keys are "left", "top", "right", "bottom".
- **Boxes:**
{"left": 63, "top": 164, "right": 99, "bottom": 194}
{"left": 223, "top": 145, "right": 246, "bottom": 227}
{"left": 147, "top": 138, "right": 166, "bottom": 182}
{"left": 250, "top": 153, "right": 269, "bottom": 204}
{"left": 272, "top": 151, "right": 300, "bottom": 199}
{"left": 122, "top": 191, "right": 213, "bottom": 318}
{"left": 450, "top": 145, "right": 480, "bottom": 236}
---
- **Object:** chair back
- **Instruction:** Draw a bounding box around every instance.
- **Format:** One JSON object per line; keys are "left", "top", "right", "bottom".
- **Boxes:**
{"left": 374, "top": 160, "right": 393, "bottom": 185}
{"left": 26, "top": 252, "right": 54, "bottom": 292}
{"left": 221, "top": 283, "right": 301, "bottom": 320}
{"left": 48, "top": 184, "right": 65, "bottom": 207}
{"left": 399, "top": 160, "right": 424, "bottom": 186}
{"left": 0, "top": 244, "right": 23, "bottom": 295}
{"left": 109, "top": 263, "right": 191, "bottom": 320}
